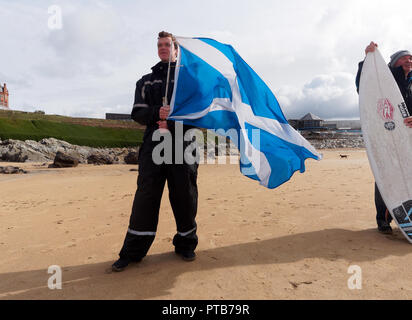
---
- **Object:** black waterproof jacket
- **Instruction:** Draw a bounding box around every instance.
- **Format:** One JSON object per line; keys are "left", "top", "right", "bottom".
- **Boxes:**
{"left": 131, "top": 61, "right": 195, "bottom": 146}
{"left": 356, "top": 61, "right": 412, "bottom": 115}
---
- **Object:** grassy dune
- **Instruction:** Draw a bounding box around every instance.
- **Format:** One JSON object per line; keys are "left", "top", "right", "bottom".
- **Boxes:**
{"left": 0, "top": 110, "right": 144, "bottom": 148}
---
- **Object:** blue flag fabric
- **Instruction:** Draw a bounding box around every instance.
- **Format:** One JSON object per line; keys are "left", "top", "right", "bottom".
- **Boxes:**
{"left": 169, "top": 37, "right": 321, "bottom": 189}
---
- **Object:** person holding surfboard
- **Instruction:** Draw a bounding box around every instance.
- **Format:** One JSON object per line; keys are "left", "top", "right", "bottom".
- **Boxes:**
{"left": 356, "top": 42, "right": 412, "bottom": 234}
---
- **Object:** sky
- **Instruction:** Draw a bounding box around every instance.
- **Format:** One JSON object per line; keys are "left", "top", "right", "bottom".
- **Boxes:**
{"left": 1, "top": 0, "right": 412, "bottom": 120}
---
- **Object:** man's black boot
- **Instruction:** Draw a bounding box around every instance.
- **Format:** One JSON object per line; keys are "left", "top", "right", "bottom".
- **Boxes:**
{"left": 111, "top": 258, "right": 131, "bottom": 272}
{"left": 377, "top": 219, "right": 393, "bottom": 234}
{"left": 175, "top": 248, "right": 196, "bottom": 262}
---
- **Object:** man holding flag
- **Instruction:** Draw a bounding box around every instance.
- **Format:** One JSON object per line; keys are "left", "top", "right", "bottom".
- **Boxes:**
{"left": 112, "top": 31, "right": 199, "bottom": 272}
{"left": 112, "top": 32, "right": 320, "bottom": 272}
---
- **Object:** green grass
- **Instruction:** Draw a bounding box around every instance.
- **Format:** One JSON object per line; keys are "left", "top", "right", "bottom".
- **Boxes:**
{"left": 0, "top": 109, "right": 143, "bottom": 129}
{"left": 0, "top": 118, "right": 144, "bottom": 148}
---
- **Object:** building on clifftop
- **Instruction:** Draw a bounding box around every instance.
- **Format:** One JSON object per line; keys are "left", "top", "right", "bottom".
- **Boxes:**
{"left": 0, "top": 83, "right": 9, "bottom": 109}
{"left": 288, "top": 112, "right": 324, "bottom": 130}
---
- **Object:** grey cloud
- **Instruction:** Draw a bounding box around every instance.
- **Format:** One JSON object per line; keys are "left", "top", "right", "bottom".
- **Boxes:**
{"left": 2, "top": 0, "right": 411, "bottom": 120}
{"left": 277, "top": 72, "right": 359, "bottom": 120}
{"left": 37, "top": 4, "right": 141, "bottom": 79}
{"left": 0, "top": 72, "right": 33, "bottom": 89}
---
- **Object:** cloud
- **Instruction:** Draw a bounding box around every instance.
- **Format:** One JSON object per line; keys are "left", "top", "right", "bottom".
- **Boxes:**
{"left": 0, "top": 72, "right": 32, "bottom": 89}
{"left": 277, "top": 72, "right": 359, "bottom": 120}
{"left": 38, "top": 4, "right": 138, "bottom": 78}
{"left": 0, "top": 0, "right": 411, "bottom": 119}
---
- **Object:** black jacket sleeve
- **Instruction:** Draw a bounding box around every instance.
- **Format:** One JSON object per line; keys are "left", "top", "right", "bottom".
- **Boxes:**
{"left": 355, "top": 61, "right": 364, "bottom": 94}
{"left": 131, "top": 78, "right": 161, "bottom": 126}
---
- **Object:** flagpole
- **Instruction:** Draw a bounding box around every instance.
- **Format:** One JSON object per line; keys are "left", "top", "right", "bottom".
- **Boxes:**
{"left": 162, "top": 39, "right": 174, "bottom": 107}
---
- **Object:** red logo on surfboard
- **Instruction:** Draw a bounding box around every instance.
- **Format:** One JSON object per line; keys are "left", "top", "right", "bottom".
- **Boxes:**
{"left": 377, "top": 98, "right": 394, "bottom": 120}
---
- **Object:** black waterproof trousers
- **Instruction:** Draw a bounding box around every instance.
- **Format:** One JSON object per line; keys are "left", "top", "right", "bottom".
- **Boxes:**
{"left": 118, "top": 143, "right": 198, "bottom": 261}
{"left": 375, "top": 183, "right": 392, "bottom": 224}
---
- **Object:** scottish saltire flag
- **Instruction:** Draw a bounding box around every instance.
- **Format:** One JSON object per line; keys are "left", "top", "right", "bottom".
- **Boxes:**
{"left": 169, "top": 37, "right": 322, "bottom": 189}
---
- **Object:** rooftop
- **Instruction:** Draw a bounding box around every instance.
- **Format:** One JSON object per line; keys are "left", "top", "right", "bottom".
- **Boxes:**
{"left": 300, "top": 112, "right": 323, "bottom": 121}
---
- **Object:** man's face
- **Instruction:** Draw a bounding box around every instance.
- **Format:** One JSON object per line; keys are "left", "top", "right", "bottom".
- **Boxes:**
{"left": 157, "top": 37, "right": 177, "bottom": 63}
{"left": 395, "top": 55, "right": 412, "bottom": 74}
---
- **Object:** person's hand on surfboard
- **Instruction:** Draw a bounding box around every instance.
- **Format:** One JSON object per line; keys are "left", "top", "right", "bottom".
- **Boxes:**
{"left": 404, "top": 116, "right": 412, "bottom": 128}
{"left": 365, "top": 41, "right": 378, "bottom": 55}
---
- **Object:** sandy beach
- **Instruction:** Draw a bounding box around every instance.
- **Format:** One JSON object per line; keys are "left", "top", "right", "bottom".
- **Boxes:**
{"left": 1, "top": 149, "right": 412, "bottom": 300}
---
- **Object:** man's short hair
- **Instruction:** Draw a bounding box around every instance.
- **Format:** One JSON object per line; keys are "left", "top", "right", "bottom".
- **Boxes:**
{"left": 158, "top": 31, "right": 178, "bottom": 50}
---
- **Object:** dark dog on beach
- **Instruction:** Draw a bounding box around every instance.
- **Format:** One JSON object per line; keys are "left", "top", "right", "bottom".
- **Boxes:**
{"left": 339, "top": 154, "right": 349, "bottom": 159}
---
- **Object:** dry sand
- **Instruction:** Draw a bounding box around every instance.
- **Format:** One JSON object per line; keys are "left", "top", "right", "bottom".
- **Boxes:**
{"left": 1, "top": 149, "right": 411, "bottom": 300}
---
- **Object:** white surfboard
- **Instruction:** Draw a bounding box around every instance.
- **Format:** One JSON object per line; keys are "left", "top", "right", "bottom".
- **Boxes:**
{"left": 359, "top": 49, "right": 412, "bottom": 243}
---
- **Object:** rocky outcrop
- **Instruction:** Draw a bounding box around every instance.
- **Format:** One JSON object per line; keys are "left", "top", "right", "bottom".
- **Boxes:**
{"left": 124, "top": 151, "right": 139, "bottom": 164}
{"left": 306, "top": 137, "right": 365, "bottom": 149}
{"left": 0, "top": 138, "right": 139, "bottom": 164}
{"left": 0, "top": 135, "right": 366, "bottom": 167}
{"left": 49, "top": 151, "right": 80, "bottom": 168}
{"left": 0, "top": 139, "right": 50, "bottom": 162}
{"left": 87, "top": 152, "right": 118, "bottom": 165}
{"left": 301, "top": 132, "right": 365, "bottom": 149}
{"left": 0, "top": 166, "right": 27, "bottom": 174}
